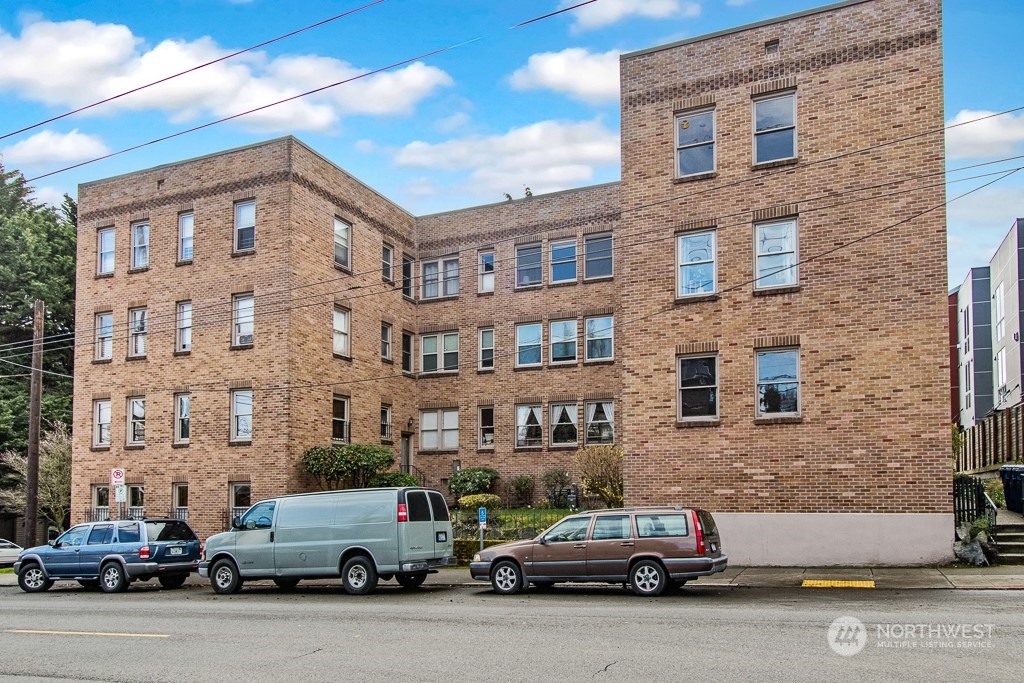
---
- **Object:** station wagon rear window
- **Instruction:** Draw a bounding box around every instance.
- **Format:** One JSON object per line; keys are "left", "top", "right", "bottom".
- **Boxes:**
{"left": 636, "top": 514, "right": 688, "bottom": 538}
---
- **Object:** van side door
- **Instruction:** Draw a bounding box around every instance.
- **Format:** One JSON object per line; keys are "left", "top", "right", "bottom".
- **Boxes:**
{"left": 402, "top": 490, "right": 434, "bottom": 564}
{"left": 427, "top": 491, "right": 454, "bottom": 560}
{"left": 233, "top": 500, "right": 276, "bottom": 577}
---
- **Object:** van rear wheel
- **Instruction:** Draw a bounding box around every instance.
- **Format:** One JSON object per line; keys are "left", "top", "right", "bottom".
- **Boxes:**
{"left": 396, "top": 572, "right": 427, "bottom": 589}
{"left": 341, "top": 556, "right": 378, "bottom": 595}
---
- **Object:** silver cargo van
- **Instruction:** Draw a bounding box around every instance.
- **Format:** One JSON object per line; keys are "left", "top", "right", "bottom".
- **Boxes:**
{"left": 198, "top": 487, "right": 455, "bottom": 594}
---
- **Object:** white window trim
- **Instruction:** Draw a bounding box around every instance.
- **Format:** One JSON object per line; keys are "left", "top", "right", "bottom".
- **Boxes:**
{"left": 380, "top": 404, "right": 392, "bottom": 442}
{"left": 128, "top": 307, "right": 147, "bottom": 358}
{"left": 234, "top": 200, "right": 255, "bottom": 252}
{"left": 676, "top": 230, "right": 717, "bottom": 298}
{"left": 583, "top": 233, "right": 614, "bottom": 280}
{"left": 478, "top": 327, "right": 494, "bottom": 370}
{"left": 401, "top": 331, "right": 414, "bottom": 374}
{"left": 333, "top": 306, "right": 350, "bottom": 357}
{"left": 515, "top": 243, "right": 543, "bottom": 289}
{"left": 382, "top": 243, "right": 394, "bottom": 282}
{"left": 478, "top": 250, "right": 495, "bottom": 293}
{"left": 421, "top": 256, "right": 459, "bottom": 299}
{"left": 97, "top": 227, "right": 115, "bottom": 275}
{"left": 478, "top": 406, "right": 495, "bottom": 448}
{"left": 515, "top": 404, "right": 544, "bottom": 448}
{"left": 584, "top": 316, "right": 614, "bottom": 362}
{"left": 549, "top": 319, "right": 578, "bottom": 364}
{"left": 178, "top": 212, "right": 194, "bottom": 261}
{"left": 332, "top": 395, "right": 349, "bottom": 444}
{"left": 753, "top": 92, "right": 797, "bottom": 164}
{"left": 675, "top": 107, "right": 716, "bottom": 178}
{"left": 93, "top": 399, "right": 111, "bottom": 447}
{"left": 515, "top": 323, "right": 543, "bottom": 368}
{"left": 401, "top": 255, "right": 414, "bottom": 299}
{"left": 584, "top": 400, "right": 615, "bottom": 445}
{"left": 381, "top": 321, "right": 392, "bottom": 360}
{"left": 550, "top": 402, "right": 579, "bottom": 447}
{"left": 755, "top": 348, "right": 801, "bottom": 418}
{"left": 230, "top": 389, "right": 253, "bottom": 442}
{"left": 126, "top": 397, "right": 145, "bottom": 446}
{"left": 174, "top": 393, "right": 190, "bottom": 445}
{"left": 176, "top": 301, "right": 192, "bottom": 353}
{"left": 420, "top": 408, "right": 459, "bottom": 451}
{"left": 753, "top": 219, "right": 799, "bottom": 290}
{"left": 549, "top": 239, "right": 578, "bottom": 284}
{"left": 233, "top": 294, "right": 254, "bottom": 347}
{"left": 130, "top": 221, "right": 149, "bottom": 270}
{"left": 334, "top": 217, "right": 352, "bottom": 270}
{"left": 677, "top": 354, "right": 719, "bottom": 422}
{"left": 420, "top": 332, "right": 459, "bottom": 374}
{"left": 994, "top": 283, "right": 1005, "bottom": 341}
{"left": 95, "top": 312, "right": 113, "bottom": 361}
{"left": 173, "top": 483, "right": 189, "bottom": 514}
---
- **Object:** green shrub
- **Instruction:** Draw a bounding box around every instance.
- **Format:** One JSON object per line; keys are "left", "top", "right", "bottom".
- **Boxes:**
{"left": 505, "top": 474, "right": 535, "bottom": 507}
{"left": 370, "top": 471, "right": 419, "bottom": 487}
{"left": 449, "top": 467, "right": 500, "bottom": 498}
{"left": 984, "top": 478, "right": 1005, "bottom": 509}
{"left": 541, "top": 468, "right": 571, "bottom": 507}
{"left": 301, "top": 443, "right": 395, "bottom": 490}
{"left": 459, "top": 493, "right": 503, "bottom": 512}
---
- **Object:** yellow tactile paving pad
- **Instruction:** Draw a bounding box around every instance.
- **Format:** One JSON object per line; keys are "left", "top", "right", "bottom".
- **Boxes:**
{"left": 802, "top": 579, "right": 875, "bottom": 588}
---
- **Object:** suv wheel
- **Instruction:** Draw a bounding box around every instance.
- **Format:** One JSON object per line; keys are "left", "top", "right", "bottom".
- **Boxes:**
{"left": 18, "top": 564, "right": 53, "bottom": 593}
{"left": 100, "top": 562, "right": 128, "bottom": 593}
{"left": 211, "top": 559, "right": 242, "bottom": 594}
{"left": 341, "top": 556, "right": 378, "bottom": 595}
{"left": 629, "top": 560, "right": 666, "bottom": 597}
{"left": 490, "top": 560, "right": 524, "bottom": 595}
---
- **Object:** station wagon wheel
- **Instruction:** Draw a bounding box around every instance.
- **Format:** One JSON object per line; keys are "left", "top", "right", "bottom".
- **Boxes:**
{"left": 629, "top": 560, "right": 666, "bottom": 597}
{"left": 158, "top": 574, "right": 188, "bottom": 589}
{"left": 490, "top": 560, "right": 524, "bottom": 595}
{"left": 210, "top": 559, "right": 242, "bottom": 595}
{"left": 396, "top": 572, "right": 427, "bottom": 589}
{"left": 100, "top": 562, "right": 128, "bottom": 593}
{"left": 18, "top": 563, "right": 53, "bottom": 593}
{"left": 341, "top": 556, "right": 378, "bottom": 595}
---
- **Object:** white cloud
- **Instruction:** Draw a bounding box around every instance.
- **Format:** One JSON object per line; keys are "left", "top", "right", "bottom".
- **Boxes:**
{"left": 0, "top": 18, "right": 453, "bottom": 134}
{"left": 562, "top": 0, "right": 700, "bottom": 31}
{"left": 725, "top": 0, "right": 753, "bottom": 6}
{"left": 394, "top": 118, "right": 620, "bottom": 198}
{"left": 1, "top": 128, "right": 109, "bottom": 165}
{"left": 509, "top": 48, "right": 620, "bottom": 104}
{"left": 29, "top": 185, "right": 68, "bottom": 208}
{"left": 946, "top": 109, "right": 1024, "bottom": 160}
{"left": 946, "top": 185, "right": 1024, "bottom": 286}
{"left": 435, "top": 112, "right": 470, "bottom": 134}
{"left": 354, "top": 139, "right": 377, "bottom": 154}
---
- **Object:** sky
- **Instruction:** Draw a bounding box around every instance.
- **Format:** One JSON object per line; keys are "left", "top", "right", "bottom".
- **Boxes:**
{"left": 0, "top": 0, "right": 1021, "bottom": 289}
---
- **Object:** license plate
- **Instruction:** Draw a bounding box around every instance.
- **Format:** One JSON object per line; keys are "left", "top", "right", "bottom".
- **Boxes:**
{"left": 169, "top": 547, "right": 183, "bottom": 555}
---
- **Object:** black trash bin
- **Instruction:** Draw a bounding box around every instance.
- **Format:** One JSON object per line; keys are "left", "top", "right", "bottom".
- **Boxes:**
{"left": 1000, "top": 465, "right": 1024, "bottom": 514}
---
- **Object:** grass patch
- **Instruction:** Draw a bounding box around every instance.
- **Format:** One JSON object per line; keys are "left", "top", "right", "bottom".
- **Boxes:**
{"left": 0, "top": 567, "right": 14, "bottom": 574}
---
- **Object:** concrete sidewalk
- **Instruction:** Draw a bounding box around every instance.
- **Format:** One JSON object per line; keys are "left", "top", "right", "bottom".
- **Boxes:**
{"left": 4, "top": 565, "right": 1024, "bottom": 590}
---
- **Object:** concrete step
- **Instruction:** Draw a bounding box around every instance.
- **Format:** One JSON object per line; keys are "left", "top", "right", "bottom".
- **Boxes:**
{"left": 995, "top": 524, "right": 1024, "bottom": 534}
{"left": 998, "top": 553, "right": 1024, "bottom": 565}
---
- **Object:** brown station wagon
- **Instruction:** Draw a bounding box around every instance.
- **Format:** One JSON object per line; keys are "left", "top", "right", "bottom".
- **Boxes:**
{"left": 470, "top": 506, "right": 727, "bottom": 596}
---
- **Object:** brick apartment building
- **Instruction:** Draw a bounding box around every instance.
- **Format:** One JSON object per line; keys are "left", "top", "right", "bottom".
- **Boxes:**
{"left": 72, "top": 0, "right": 951, "bottom": 564}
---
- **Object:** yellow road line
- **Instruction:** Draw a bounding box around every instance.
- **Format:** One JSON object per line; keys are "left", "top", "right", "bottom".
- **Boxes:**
{"left": 4, "top": 629, "right": 169, "bottom": 638}
{"left": 802, "top": 579, "right": 875, "bottom": 589}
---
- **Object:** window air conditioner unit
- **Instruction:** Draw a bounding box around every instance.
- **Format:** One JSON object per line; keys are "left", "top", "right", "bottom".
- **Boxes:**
{"left": 238, "top": 334, "right": 253, "bottom": 345}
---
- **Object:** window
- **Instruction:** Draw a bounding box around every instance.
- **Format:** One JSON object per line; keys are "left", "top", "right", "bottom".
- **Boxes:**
{"left": 88, "top": 524, "right": 114, "bottom": 545}
{"left": 233, "top": 294, "right": 254, "bottom": 346}
{"left": 402, "top": 255, "right": 414, "bottom": 298}
{"left": 382, "top": 243, "right": 394, "bottom": 282}
{"left": 479, "top": 406, "right": 494, "bottom": 447}
{"left": 478, "top": 250, "right": 495, "bottom": 293}
{"left": 421, "top": 408, "right": 458, "bottom": 450}
{"left": 756, "top": 349, "right": 799, "bottom": 417}
{"left": 176, "top": 301, "right": 192, "bottom": 352}
{"left": 178, "top": 212, "right": 194, "bottom": 261}
{"left": 676, "top": 108, "right": 715, "bottom": 176}
{"left": 402, "top": 331, "right": 413, "bottom": 373}
{"left": 754, "top": 92, "right": 796, "bottom": 164}
{"left": 677, "top": 230, "right": 716, "bottom": 296}
{"left": 637, "top": 514, "right": 688, "bottom": 538}
{"left": 584, "top": 400, "right": 614, "bottom": 444}
{"left": 93, "top": 486, "right": 110, "bottom": 518}
{"left": 443, "top": 257, "right": 460, "bottom": 297}
{"left": 516, "top": 404, "right": 543, "bottom": 447}
{"left": 592, "top": 515, "right": 631, "bottom": 541}
{"left": 126, "top": 397, "right": 145, "bottom": 446}
{"left": 585, "top": 316, "right": 613, "bottom": 361}
{"left": 584, "top": 234, "right": 613, "bottom": 280}
{"left": 128, "top": 485, "right": 145, "bottom": 518}
{"left": 755, "top": 220, "right": 798, "bottom": 289}
{"left": 380, "top": 404, "right": 392, "bottom": 441}
{"left": 381, "top": 322, "right": 392, "bottom": 360}
{"left": 173, "top": 484, "right": 189, "bottom": 520}
{"left": 131, "top": 221, "right": 149, "bottom": 269}
{"left": 231, "top": 389, "right": 253, "bottom": 441}
{"left": 516, "top": 323, "right": 542, "bottom": 367}
{"left": 422, "top": 257, "right": 459, "bottom": 299}
{"left": 479, "top": 328, "right": 494, "bottom": 370}
{"left": 231, "top": 482, "right": 251, "bottom": 517}
{"left": 516, "top": 244, "right": 542, "bottom": 288}
{"left": 995, "top": 284, "right": 1005, "bottom": 341}
{"left": 550, "top": 320, "right": 577, "bottom": 364}
{"left": 678, "top": 355, "right": 718, "bottom": 420}
{"left": 93, "top": 399, "right": 111, "bottom": 447}
{"left": 97, "top": 227, "right": 115, "bottom": 275}
{"left": 337, "top": 305, "right": 354, "bottom": 358}
{"left": 550, "top": 240, "right": 577, "bottom": 283}
{"left": 235, "top": 200, "right": 255, "bottom": 251}
{"left": 996, "top": 349, "right": 1008, "bottom": 394}
{"left": 95, "top": 312, "right": 113, "bottom": 360}
{"left": 550, "top": 402, "right": 578, "bottom": 446}
{"left": 174, "top": 393, "right": 190, "bottom": 444}
{"left": 332, "top": 395, "right": 349, "bottom": 443}
{"left": 128, "top": 307, "right": 147, "bottom": 357}
{"left": 542, "top": 517, "right": 591, "bottom": 543}
{"left": 334, "top": 217, "right": 351, "bottom": 269}
{"left": 421, "top": 332, "right": 458, "bottom": 373}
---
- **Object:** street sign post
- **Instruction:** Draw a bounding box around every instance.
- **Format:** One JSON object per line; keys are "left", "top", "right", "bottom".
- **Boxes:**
{"left": 111, "top": 468, "right": 126, "bottom": 518}
{"left": 478, "top": 507, "right": 487, "bottom": 551}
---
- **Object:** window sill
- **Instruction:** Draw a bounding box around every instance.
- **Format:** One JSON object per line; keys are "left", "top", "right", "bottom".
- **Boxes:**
{"left": 550, "top": 360, "right": 579, "bottom": 367}
{"left": 382, "top": 277, "right": 394, "bottom": 286}
{"left": 753, "top": 285, "right": 801, "bottom": 296}
{"left": 477, "top": 368, "right": 494, "bottom": 374}
{"left": 334, "top": 263, "right": 352, "bottom": 274}
{"left": 514, "top": 284, "right": 543, "bottom": 292}
{"left": 176, "top": 259, "right": 193, "bottom": 267}
{"left": 420, "top": 371, "right": 458, "bottom": 377}
{"left": 228, "top": 439, "right": 252, "bottom": 446}
{"left": 514, "top": 446, "right": 544, "bottom": 451}
{"left": 381, "top": 357, "right": 393, "bottom": 365}
{"left": 673, "top": 171, "right": 718, "bottom": 183}
{"left": 752, "top": 157, "right": 799, "bottom": 171}
{"left": 125, "top": 355, "right": 147, "bottom": 362}
{"left": 754, "top": 415, "right": 802, "bottom": 425}
{"left": 477, "top": 290, "right": 494, "bottom": 297}
{"left": 171, "top": 442, "right": 190, "bottom": 449}
{"left": 95, "top": 272, "right": 114, "bottom": 280}
{"left": 92, "top": 358, "right": 112, "bottom": 365}
{"left": 231, "top": 249, "right": 255, "bottom": 258}
{"left": 675, "top": 293, "right": 719, "bottom": 304}
{"left": 549, "top": 280, "right": 578, "bottom": 288}
{"left": 124, "top": 444, "right": 145, "bottom": 450}
{"left": 419, "top": 295, "right": 460, "bottom": 303}
{"left": 90, "top": 445, "right": 111, "bottom": 452}
{"left": 231, "top": 344, "right": 254, "bottom": 351}
{"left": 402, "top": 294, "right": 416, "bottom": 303}
{"left": 676, "top": 419, "right": 720, "bottom": 429}
{"left": 583, "top": 358, "right": 615, "bottom": 366}
{"left": 477, "top": 448, "right": 495, "bottom": 454}
{"left": 127, "top": 267, "right": 150, "bottom": 275}
{"left": 174, "top": 350, "right": 191, "bottom": 357}
{"left": 549, "top": 443, "right": 579, "bottom": 450}
{"left": 583, "top": 275, "right": 614, "bottom": 283}
{"left": 513, "top": 365, "right": 543, "bottom": 372}
{"left": 421, "top": 449, "right": 459, "bottom": 455}
{"left": 381, "top": 438, "right": 394, "bottom": 445}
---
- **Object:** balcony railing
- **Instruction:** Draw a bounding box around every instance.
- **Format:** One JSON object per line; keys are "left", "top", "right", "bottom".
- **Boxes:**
{"left": 127, "top": 506, "right": 145, "bottom": 520}
{"left": 86, "top": 507, "right": 110, "bottom": 522}
{"left": 170, "top": 507, "right": 189, "bottom": 521}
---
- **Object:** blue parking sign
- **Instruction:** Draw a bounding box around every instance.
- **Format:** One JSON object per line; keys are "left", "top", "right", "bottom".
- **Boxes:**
{"left": 478, "top": 507, "right": 487, "bottom": 524}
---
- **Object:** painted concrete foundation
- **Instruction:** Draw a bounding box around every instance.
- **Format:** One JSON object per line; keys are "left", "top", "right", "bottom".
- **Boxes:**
{"left": 713, "top": 513, "right": 955, "bottom": 566}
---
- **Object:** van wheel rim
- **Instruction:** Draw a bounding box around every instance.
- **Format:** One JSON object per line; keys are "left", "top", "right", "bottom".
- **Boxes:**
{"left": 494, "top": 566, "right": 517, "bottom": 591}
{"left": 214, "top": 566, "right": 233, "bottom": 588}
{"left": 635, "top": 566, "right": 660, "bottom": 592}
{"left": 24, "top": 567, "right": 44, "bottom": 589}
{"left": 347, "top": 565, "right": 367, "bottom": 588}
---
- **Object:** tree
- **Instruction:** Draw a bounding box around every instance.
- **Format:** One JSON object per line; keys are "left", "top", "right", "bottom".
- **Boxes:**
{"left": 0, "top": 422, "right": 72, "bottom": 533}
{"left": 574, "top": 445, "right": 624, "bottom": 508}
{"left": 300, "top": 443, "right": 396, "bottom": 490}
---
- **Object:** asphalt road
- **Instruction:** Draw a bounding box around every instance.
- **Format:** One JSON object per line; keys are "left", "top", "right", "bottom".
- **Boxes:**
{"left": 2, "top": 582, "right": 1023, "bottom": 682}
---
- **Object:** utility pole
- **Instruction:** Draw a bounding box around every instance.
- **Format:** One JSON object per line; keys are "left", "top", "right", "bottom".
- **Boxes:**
{"left": 25, "top": 299, "right": 43, "bottom": 547}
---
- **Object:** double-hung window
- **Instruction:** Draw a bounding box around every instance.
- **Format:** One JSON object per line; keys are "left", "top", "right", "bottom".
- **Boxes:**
{"left": 402, "top": 255, "right": 414, "bottom": 298}
{"left": 677, "top": 231, "right": 716, "bottom": 296}
{"left": 333, "top": 306, "right": 350, "bottom": 357}
{"left": 382, "top": 243, "right": 394, "bottom": 282}
{"left": 678, "top": 355, "right": 718, "bottom": 420}
{"left": 334, "top": 217, "right": 351, "bottom": 269}
{"left": 178, "top": 212, "right": 194, "bottom": 261}
{"left": 754, "top": 93, "right": 796, "bottom": 164}
{"left": 516, "top": 244, "right": 542, "bottom": 288}
{"left": 421, "top": 408, "right": 458, "bottom": 450}
{"left": 584, "top": 400, "right": 614, "bottom": 444}
{"left": 176, "top": 301, "right": 192, "bottom": 352}
{"left": 174, "top": 393, "right": 190, "bottom": 444}
{"left": 422, "top": 257, "right": 459, "bottom": 298}
{"left": 584, "top": 234, "right": 613, "bottom": 279}
{"left": 401, "top": 331, "right": 413, "bottom": 373}
{"left": 97, "top": 227, "right": 115, "bottom": 275}
{"left": 93, "top": 399, "right": 111, "bottom": 447}
{"left": 550, "top": 403, "right": 578, "bottom": 446}
{"left": 676, "top": 109, "right": 715, "bottom": 176}
{"left": 381, "top": 322, "right": 392, "bottom": 360}
{"left": 478, "top": 327, "right": 494, "bottom": 370}
{"left": 234, "top": 201, "right": 255, "bottom": 252}
{"left": 332, "top": 395, "right": 349, "bottom": 443}
{"left": 516, "top": 404, "right": 543, "bottom": 447}
{"left": 478, "top": 406, "right": 495, "bottom": 447}
{"left": 756, "top": 349, "right": 799, "bottom": 417}
{"left": 128, "top": 307, "right": 147, "bottom": 357}
{"left": 131, "top": 222, "right": 149, "bottom": 269}
{"left": 233, "top": 294, "right": 254, "bottom": 346}
{"left": 515, "top": 323, "right": 542, "bottom": 367}
{"left": 126, "top": 397, "right": 145, "bottom": 446}
{"left": 754, "top": 219, "right": 798, "bottom": 289}
{"left": 95, "top": 312, "right": 113, "bottom": 360}
{"left": 585, "top": 316, "right": 613, "bottom": 361}
{"left": 550, "top": 320, "right": 577, "bottom": 364}
{"left": 230, "top": 389, "right": 253, "bottom": 441}
{"left": 421, "top": 332, "right": 458, "bottom": 373}
{"left": 550, "top": 240, "right": 577, "bottom": 284}
{"left": 380, "top": 404, "right": 392, "bottom": 441}
{"left": 478, "top": 250, "right": 495, "bottom": 293}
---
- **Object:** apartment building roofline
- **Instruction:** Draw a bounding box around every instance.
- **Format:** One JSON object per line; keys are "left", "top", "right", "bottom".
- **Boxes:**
{"left": 621, "top": 0, "right": 873, "bottom": 60}
{"left": 415, "top": 180, "right": 621, "bottom": 220}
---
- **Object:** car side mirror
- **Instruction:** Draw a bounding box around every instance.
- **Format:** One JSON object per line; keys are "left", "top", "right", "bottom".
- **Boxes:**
{"left": 538, "top": 536, "right": 547, "bottom": 545}
{"left": 231, "top": 516, "right": 242, "bottom": 530}
{"left": 48, "top": 540, "right": 56, "bottom": 547}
